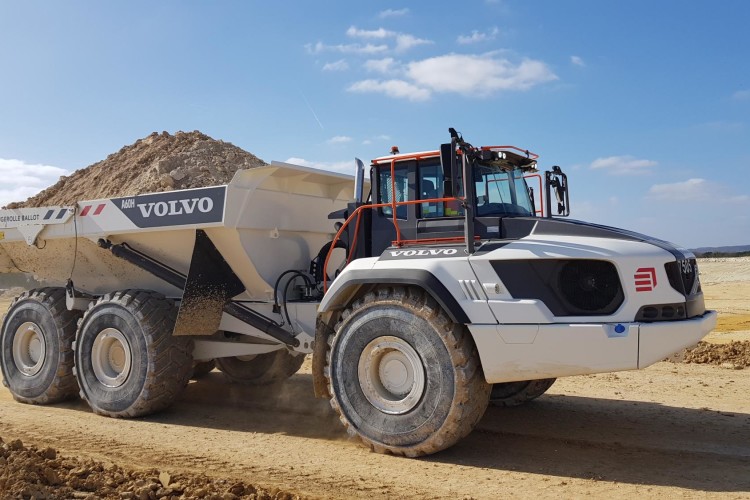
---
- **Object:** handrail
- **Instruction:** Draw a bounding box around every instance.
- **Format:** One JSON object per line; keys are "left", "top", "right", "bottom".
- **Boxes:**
{"left": 480, "top": 145, "right": 539, "bottom": 160}
{"left": 322, "top": 195, "right": 464, "bottom": 292}
{"left": 525, "top": 173, "right": 544, "bottom": 216}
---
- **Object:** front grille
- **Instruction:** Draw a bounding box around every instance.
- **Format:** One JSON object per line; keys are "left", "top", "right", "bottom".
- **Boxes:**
{"left": 665, "top": 259, "right": 701, "bottom": 296}
{"left": 558, "top": 260, "right": 621, "bottom": 312}
{"left": 636, "top": 303, "right": 687, "bottom": 322}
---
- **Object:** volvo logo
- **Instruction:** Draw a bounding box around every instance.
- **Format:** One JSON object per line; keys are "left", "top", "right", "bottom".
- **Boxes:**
{"left": 388, "top": 248, "right": 459, "bottom": 257}
{"left": 136, "top": 197, "right": 214, "bottom": 218}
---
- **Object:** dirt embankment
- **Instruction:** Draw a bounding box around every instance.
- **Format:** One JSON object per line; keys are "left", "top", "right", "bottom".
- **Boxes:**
{"left": 683, "top": 341, "right": 750, "bottom": 368}
{"left": 0, "top": 436, "right": 303, "bottom": 500}
{"left": 4, "top": 131, "right": 266, "bottom": 209}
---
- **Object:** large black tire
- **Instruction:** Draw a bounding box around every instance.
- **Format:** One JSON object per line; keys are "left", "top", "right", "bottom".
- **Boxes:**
{"left": 489, "top": 378, "right": 556, "bottom": 407}
{"left": 0, "top": 288, "right": 80, "bottom": 404}
{"left": 326, "top": 287, "right": 491, "bottom": 457}
{"left": 215, "top": 350, "right": 305, "bottom": 385}
{"left": 73, "top": 290, "right": 192, "bottom": 418}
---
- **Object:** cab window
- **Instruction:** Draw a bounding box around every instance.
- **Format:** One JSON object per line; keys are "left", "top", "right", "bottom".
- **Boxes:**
{"left": 419, "top": 163, "right": 443, "bottom": 218}
{"left": 419, "top": 161, "right": 463, "bottom": 218}
{"left": 378, "top": 164, "right": 409, "bottom": 219}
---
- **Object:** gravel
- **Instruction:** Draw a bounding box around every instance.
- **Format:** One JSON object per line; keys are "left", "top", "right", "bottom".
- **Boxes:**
{"left": 0, "top": 436, "right": 305, "bottom": 500}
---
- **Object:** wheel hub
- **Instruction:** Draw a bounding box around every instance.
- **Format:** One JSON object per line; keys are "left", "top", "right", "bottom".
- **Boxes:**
{"left": 91, "top": 328, "right": 132, "bottom": 388}
{"left": 12, "top": 322, "right": 46, "bottom": 376}
{"left": 358, "top": 336, "right": 426, "bottom": 415}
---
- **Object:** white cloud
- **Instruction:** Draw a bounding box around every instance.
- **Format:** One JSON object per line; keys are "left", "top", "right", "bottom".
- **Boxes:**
{"left": 457, "top": 27, "right": 499, "bottom": 44}
{"left": 589, "top": 155, "right": 657, "bottom": 175}
{"left": 571, "top": 55, "right": 585, "bottom": 67}
{"left": 322, "top": 59, "right": 349, "bottom": 71}
{"left": 347, "top": 26, "right": 393, "bottom": 39}
{"left": 285, "top": 157, "right": 356, "bottom": 174}
{"left": 363, "top": 134, "right": 392, "bottom": 145}
{"left": 378, "top": 8, "right": 409, "bottom": 18}
{"left": 732, "top": 89, "right": 750, "bottom": 101}
{"left": 327, "top": 135, "right": 353, "bottom": 144}
{"left": 407, "top": 54, "right": 557, "bottom": 96}
{"left": 349, "top": 54, "right": 556, "bottom": 100}
{"left": 394, "top": 33, "right": 432, "bottom": 52}
{"left": 0, "top": 158, "right": 69, "bottom": 207}
{"left": 364, "top": 57, "right": 399, "bottom": 73}
{"left": 347, "top": 79, "right": 431, "bottom": 101}
{"left": 305, "top": 41, "right": 388, "bottom": 55}
{"left": 344, "top": 26, "right": 432, "bottom": 53}
{"left": 648, "top": 178, "right": 750, "bottom": 203}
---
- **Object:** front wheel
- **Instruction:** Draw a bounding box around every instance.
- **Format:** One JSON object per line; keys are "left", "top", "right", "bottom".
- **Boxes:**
{"left": 489, "top": 378, "right": 556, "bottom": 407}
{"left": 326, "top": 287, "right": 491, "bottom": 457}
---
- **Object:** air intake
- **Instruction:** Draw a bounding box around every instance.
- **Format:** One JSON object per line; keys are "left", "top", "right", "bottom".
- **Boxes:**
{"left": 558, "top": 260, "right": 621, "bottom": 312}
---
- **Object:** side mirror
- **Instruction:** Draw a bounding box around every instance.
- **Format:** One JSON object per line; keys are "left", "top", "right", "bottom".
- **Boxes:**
{"left": 545, "top": 166, "right": 570, "bottom": 217}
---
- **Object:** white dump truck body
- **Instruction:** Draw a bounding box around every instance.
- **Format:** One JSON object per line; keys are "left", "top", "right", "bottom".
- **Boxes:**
{"left": 1, "top": 161, "right": 353, "bottom": 299}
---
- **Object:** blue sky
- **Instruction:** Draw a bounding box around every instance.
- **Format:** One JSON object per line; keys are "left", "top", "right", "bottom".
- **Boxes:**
{"left": 1, "top": 1, "right": 748, "bottom": 248}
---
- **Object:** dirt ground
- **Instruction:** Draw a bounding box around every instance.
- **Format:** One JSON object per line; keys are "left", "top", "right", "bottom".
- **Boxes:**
{"left": 1, "top": 258, "right": 749, "bottom": 499}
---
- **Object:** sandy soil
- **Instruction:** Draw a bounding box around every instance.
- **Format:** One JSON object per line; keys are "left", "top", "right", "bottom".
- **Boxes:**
{"left": 1, "top": 258, "right": 749, "bottom": 499}
{"left": 700, "top": 257, "right": 750, "bottom": 344}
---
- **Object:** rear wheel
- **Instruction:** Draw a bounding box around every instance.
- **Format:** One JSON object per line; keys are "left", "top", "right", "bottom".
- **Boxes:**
{"left": 326, "top": 287, "right": 490, "bottom": 457}
{"left": 191, "top": 359, "right": 216, "bottom": 379}
{"left": 0, "top": 288, "right": 79, "bottom": 404}
{"left": 74, "top": 290, "right": 192, "bottom": 418}
{"left": 489, "top": 378, "right": 556, "bottom": 407}
{"left": 215, "top": 350, "right": 304, "bottom": 385}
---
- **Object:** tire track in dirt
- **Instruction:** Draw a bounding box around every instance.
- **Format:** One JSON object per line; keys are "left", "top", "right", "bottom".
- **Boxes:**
{"left": 2, "top": 362, "right": 749, "bottom": 499}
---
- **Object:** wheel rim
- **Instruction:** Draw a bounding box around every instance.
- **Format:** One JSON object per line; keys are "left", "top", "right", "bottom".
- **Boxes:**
{"left": 12, "top": 322, "right": 46, "bottom": 376}
{"left": 357, "top": 336, "right": 426, "bottom": 415}
{"left": 91, "top": 328, "right": 132, "bottom": 388}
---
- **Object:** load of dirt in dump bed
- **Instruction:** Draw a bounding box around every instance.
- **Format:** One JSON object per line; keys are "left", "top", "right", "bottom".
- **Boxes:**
{"left": 0, "top": 436, "right": 303, "bottom": 500}
{"left": 4, "top": 131, "right": 266, "bottom": 209}
{"left": 682, "top": 340, "right": 750, "bottom": 368}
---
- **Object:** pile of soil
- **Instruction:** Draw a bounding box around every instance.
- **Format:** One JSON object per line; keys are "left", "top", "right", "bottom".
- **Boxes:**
{"left": 4, "top": 131, "right": 266, "bottom": 209}
{"left": 0, "top": 436, "right": 303, "bottom": 500}
{"left": 682, "top": 341, "right": 750, "bottom": 368}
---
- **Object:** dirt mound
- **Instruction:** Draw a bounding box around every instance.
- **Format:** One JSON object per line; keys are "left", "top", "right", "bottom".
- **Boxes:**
{"left": 682, "top": 341, "right": 750, "bottom": 368}
{"left": 0, "top": 436, "right": 303, "bottom": 500}
{"left": 5, "top": 131, "right": 266, "bottom": 209}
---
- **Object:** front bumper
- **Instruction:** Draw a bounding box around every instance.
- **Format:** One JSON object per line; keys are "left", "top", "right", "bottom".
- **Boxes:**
{"left": 468, "top": 310, "right": 718, "bottom": 384}
{"left": 638, "top": 310, "right": 717, "bottom": 367}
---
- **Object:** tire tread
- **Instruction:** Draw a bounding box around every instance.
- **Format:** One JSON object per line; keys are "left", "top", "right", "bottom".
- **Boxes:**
{"left": 324, "top": 286, "right": 490, "bottom": 457}
{"left": 74, "top": 289, "right": 192, "bottom": 418}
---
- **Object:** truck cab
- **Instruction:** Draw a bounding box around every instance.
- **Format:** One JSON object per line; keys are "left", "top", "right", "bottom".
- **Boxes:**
{"left": 333, "top": 129, "right": 568, "bottom": 263}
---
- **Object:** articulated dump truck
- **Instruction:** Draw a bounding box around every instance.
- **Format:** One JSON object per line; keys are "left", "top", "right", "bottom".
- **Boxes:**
{"left": 0, "top": 129, "right": 716, "bottom": 457}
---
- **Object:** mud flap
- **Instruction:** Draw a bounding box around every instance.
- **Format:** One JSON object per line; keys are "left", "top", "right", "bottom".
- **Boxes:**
{"left": 173, "top": 230, "right": 246, "bottom": 336}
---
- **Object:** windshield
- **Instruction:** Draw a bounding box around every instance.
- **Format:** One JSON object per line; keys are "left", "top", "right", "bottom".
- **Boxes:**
{"left": 475, "top": 165, "right": 534, "bottom": 217}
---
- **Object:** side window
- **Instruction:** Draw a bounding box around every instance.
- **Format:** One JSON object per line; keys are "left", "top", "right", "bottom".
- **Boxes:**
{"left": 419, "top": 161, "right": 463, "bottom": 218}
{"left": 419, "top": 163, "right": 443, "bottom": 218}
{"left": 379, "top": 164, "right": 409, "bottom": 219}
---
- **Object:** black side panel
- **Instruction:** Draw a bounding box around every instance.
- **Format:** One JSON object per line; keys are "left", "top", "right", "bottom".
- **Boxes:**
{"left": 491, "top": 259, "right": 624, "bottom": 317}
{"left": 502, "top": 217, "right": 538, "bottom": 239}
{"left": 323, "top": 269, "right": 470, "bottom": 324}
{"left": 174, "top": 230, "right": 246, "bottom": 336}
{"left": 112, "top": 186, "right": 225, "bottom": 228}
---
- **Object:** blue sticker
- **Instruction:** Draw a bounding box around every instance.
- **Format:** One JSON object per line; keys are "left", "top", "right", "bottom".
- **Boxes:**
{"left": 607, "top": 324, "right": 629, "bottom": 338}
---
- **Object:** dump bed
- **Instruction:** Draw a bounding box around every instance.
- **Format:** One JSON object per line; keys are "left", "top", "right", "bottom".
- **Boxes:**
{"left": 0, "top": 162, "right": 356, "bottom": 299}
